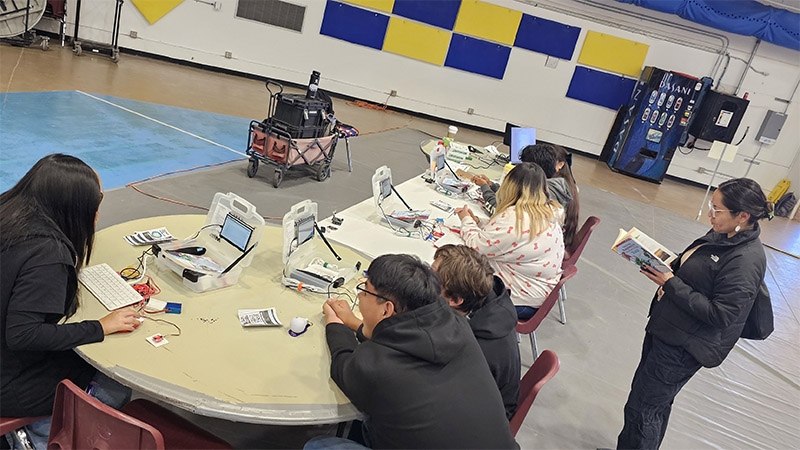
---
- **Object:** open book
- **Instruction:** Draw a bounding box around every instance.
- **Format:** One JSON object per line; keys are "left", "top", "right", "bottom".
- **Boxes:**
{"left": 612, "top": 228, "right": 677, "bottom": 273}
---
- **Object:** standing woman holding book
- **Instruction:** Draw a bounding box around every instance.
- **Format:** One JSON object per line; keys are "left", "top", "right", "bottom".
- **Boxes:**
{"left": 455, "top": 163, "right": 564, "bottom": 320}
{"left": 1, "top": 154, "right": 141, "bottom": 447}
{"left": 617, "top": 178, "right": 774, "bottom": 450}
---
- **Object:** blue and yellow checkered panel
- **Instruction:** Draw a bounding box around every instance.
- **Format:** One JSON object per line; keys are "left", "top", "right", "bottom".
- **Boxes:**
{"left": 319, "top": 0, "right": 590, "bottom": 80}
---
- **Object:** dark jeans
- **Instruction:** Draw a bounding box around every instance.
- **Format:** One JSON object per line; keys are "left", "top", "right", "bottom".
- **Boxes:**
{"left": 617, "top": 334, "right": 702, "bottom": 450}
{"left": 515, "top": 306, "right": 538, "bottom": 320}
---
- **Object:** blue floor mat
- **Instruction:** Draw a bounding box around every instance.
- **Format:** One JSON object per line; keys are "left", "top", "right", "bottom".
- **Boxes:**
{"left": 0, "top": 91, "right": 253, "bottom": 191}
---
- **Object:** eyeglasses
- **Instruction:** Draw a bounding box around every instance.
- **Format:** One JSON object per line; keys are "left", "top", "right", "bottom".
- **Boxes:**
{"left": 355, "top": 281, "right": 392, "bottom": 303}
{"left": 708, "top": 200, "right": 732, "bottom": 218}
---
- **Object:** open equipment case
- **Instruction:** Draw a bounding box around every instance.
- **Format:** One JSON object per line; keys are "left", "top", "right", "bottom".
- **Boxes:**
{"left": 153, "top": 193, "right": 265, "bottom": 293}
{"left": 281, "top": 200, "right": 360, "bottom": 293}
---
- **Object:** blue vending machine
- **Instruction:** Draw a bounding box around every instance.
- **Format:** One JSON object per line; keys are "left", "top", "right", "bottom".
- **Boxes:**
{"left": 607, "top": 66, "right": 711, "bottom": 182}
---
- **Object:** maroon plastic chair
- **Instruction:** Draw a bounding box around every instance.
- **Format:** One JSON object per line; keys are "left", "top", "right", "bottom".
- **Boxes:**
{"left": 1, "top": 416, "right": 48, "bottom": 448}
{"left": 509, "top": 350, "right": 560, "bottom": 437}
{"left": 48, "top": 380, "right": 231, "bottom": 450}
{"left": 556, "top": 216, "right": 600, "bottom": 325}
{"left": 516, "top": 265, "right": 577, "bottom": 361}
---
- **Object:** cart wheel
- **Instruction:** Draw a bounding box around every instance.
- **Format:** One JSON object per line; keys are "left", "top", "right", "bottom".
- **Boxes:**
{"left": 272, "top": 169, "right": 284, "bottom": 188}
{"left": 74, "top": 43, "right": 82, "bottom": 56}
{"left": 247, "top": 158, "right": 259, "bottom": 178}
{"left": 111, "top": 49, "right": 120, "bottom": 64}
{"left": 316, "top": 161, "right": 331, "bottom": 182}
{"left": 41, "top": 38, "right": 50, "bottom": 51}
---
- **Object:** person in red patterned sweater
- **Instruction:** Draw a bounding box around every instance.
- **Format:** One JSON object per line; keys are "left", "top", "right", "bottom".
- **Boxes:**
{"left": 455, "top": 163, "right": 565, "bottom": 320}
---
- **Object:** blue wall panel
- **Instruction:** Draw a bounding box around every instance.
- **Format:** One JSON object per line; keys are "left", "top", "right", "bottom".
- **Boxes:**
{"left": 320, "top": 1, "right": 389, "bottom": 50}
{"left": 566, "top": 67, "right": 637, "bottom": 110}
{"left": 445, "top": 34, "right": 511, "bottom": 79}
{"left": 514, "top": 14, "right": 580, "bottom": 60}
{"left": 392, "top": 0, "right": 462, "bottom": 30}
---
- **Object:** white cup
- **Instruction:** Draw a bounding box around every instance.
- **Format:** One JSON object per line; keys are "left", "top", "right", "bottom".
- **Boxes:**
{"left": 447, "top": 125, "right": 458, "bottom": 139}
{"left": 289, "top": 317, "right": 310, "bottom": 334}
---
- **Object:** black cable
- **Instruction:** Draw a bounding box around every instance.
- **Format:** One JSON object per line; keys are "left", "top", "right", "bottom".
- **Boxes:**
{"left": 187, "top": 223, "right": 222, "bottom": 241}
{"left": 314, "top": 221, "right": 341, "bottom": 261}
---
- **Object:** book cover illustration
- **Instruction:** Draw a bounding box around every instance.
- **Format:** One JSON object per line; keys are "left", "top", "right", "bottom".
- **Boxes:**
{"left": 612, "top": 227, "right": 677, "bottom": 273}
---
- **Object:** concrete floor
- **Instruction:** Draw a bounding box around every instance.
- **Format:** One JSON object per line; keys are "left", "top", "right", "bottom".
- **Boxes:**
{"left": 1, "top": 44, "right": 798, "bottom": 449}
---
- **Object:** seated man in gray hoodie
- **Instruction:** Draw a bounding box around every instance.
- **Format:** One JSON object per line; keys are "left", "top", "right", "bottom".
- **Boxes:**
{"left": 473, "top": 143, "right": 572, "bottom": 215}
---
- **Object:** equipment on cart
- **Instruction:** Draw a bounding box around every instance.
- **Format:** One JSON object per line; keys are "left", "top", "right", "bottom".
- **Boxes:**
{"left": 152, "top": 193, "right": 265, "bottom": 293}
{"left": 246, "top": 72, "right": 344, "bottom": 188}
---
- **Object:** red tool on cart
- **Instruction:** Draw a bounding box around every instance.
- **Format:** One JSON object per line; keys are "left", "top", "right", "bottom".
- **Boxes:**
{"left": 246, "top": 74, "right": 341, "bottom": 188}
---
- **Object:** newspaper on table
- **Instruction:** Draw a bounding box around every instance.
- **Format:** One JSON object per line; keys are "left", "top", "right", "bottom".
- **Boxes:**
{"left": 124, "top": 228, "right": 175, "bottom": 246}
{"left": 238, "top": 308, "right": 282, "bottom": 327}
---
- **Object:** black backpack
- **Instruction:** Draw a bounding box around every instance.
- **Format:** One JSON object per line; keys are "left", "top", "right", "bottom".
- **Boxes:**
{"left": 775, "top": 192, "right": 797, "bottom": 218}
{"left": 740, "top": 281, "right": 774, "bottom": 340}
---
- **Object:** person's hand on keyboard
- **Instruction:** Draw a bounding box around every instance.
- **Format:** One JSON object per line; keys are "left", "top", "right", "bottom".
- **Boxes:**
{"left": 99, "top": 307, "right": 143, "bottom": 335}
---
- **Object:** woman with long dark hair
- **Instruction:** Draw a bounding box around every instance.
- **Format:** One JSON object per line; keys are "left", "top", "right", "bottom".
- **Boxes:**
{"left": 455, "top": 163, "right": 564, "bottom": 320}
{"left": 617, "top": 178, "right": 774, "bottom": 449}
{"left": 552, "top": 145, "right": 580, "bottom": 248}
{"left": 1, "top": 155, "right": 140, "bottom": 442}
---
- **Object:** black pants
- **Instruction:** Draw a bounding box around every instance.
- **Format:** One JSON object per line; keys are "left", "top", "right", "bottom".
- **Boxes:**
{"left": 617, "top": 334, "right": 702, "bottom": 450}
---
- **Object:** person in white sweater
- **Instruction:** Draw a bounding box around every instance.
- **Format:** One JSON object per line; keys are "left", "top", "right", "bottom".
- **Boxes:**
{"left": 455, "top": 163, "right": 565, "bottom": 319}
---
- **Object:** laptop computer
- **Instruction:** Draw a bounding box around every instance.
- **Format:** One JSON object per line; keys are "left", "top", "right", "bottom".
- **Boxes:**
{"left": 510, "top": 127, "right": 536, "bottom": 164}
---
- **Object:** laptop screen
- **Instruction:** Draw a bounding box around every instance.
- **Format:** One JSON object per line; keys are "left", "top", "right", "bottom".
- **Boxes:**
{"left": 296, "top": 215, "right": 315, "bottom": 246}
{"left": 380, "top": 177, "right": 392, "bottom": 200}
{"left": 510, "top": 128, "right": 536, "bottom": 164}
{"left": 220, "top": 213, "right": 254, "bottom": 252}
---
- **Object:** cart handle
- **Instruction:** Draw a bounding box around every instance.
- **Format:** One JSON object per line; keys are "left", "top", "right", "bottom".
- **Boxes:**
{"left": 265, "top": 79, "right": 284, "bottom": 97}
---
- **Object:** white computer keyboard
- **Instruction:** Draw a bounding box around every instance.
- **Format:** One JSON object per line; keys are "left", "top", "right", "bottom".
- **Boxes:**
{"left": 78, "top": 263, "right": 143, "bottom": 311}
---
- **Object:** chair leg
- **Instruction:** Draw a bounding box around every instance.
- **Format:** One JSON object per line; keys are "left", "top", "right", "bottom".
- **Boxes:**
{"left": 557, "top": 289, "right": 566, "bottom": 325}
{"left": 529, "top": 332, "right": 538, "bottom": 361}
{"left": 561, "top": 284, "right": 567, "bottom": 302}
{"left": 345, "top": 137, "right": 352, "bottom": 172}
{"left": 6, "top": 428, "right": 35, "bottom": 450}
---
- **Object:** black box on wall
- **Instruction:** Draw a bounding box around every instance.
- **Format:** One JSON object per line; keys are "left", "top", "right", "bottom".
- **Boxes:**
{"left": 688, "top": 90, "right": 749, "bottom": 143}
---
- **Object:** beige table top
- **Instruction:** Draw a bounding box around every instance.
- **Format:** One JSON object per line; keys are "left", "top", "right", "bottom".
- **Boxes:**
{"left": 70, "top": 215, "right": 365, "bottom": 425}
{"left": 419, "top": 138, "right": 506, "bottom": 179}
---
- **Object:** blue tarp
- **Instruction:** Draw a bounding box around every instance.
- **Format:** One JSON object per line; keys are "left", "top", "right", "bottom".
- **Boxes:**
{"left": 616, "top": 0, "right": 800, "bottom": 51}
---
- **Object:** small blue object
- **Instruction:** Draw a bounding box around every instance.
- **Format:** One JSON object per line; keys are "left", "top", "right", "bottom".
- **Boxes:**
{"left": 165, "top": 302, "right": 182, "bottom": 314}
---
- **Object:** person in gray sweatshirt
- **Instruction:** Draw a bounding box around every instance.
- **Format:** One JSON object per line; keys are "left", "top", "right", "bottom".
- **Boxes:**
{"left": 472, "top": 143, "right": 572, "bottom": 215}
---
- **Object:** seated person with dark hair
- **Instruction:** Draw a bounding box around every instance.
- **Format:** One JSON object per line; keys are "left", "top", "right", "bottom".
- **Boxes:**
{"left": 307, "top": 254, "right": 518, "bottom": 449}
{"left": 432, "top": 244, "right": 520, "bottom": 420}
{"left": 473, "top": 143, "right": 572, "bottom": 214}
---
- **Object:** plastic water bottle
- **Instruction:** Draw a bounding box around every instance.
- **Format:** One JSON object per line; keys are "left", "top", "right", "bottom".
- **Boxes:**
{"left": 306, "top": 71, "right": 320, "bottom": 99}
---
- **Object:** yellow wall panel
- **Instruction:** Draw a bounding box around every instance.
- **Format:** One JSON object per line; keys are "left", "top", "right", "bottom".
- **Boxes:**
{"left": 131, "top": 0, "right": 183, "bottom": 25}
{"left": 345, "top": 0, "right": 395, "bottom": 14}
{"left": 383, "top": 18, "right": 450, "bottom": 66}
{"left": 453, "top": 0, "right": 522, "bottom": 46}
{"left": 578, "top": 31, "right": 649, "bottom": 77}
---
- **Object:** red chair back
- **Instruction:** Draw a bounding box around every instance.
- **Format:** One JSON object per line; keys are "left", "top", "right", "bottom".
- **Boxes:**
{"left": 562, "top": 216, "right": 600, "bottom": 268}
{"left": 509, "top": 350, "right": 560, "bottom": 436}
{"left": 48, "top": 380, "right": 165, "bottom": 450}
{"left": 516, "top": 265, "right": 577, "bottom": 334}
{"left": 0, "top": 416, "right": 48, "bottom": 435}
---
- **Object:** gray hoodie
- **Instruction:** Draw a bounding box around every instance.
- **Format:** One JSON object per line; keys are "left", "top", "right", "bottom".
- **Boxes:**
{"left": 480, "top": 177, "right": 573, "bottom": 215}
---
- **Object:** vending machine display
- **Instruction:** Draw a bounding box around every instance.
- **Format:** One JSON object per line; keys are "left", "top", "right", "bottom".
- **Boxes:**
{"left": 606, "top": 66, "right": 712, "bottom": 182}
